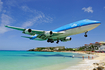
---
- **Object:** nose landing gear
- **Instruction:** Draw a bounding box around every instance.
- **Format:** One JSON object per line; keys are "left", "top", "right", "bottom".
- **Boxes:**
{"left": 84, "top": 31, "right": 88, "bottom": 37}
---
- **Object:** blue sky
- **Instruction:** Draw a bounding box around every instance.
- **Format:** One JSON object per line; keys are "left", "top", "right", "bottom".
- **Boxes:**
{"left": 0, "top": 0, "right": 105, "bottom": 50}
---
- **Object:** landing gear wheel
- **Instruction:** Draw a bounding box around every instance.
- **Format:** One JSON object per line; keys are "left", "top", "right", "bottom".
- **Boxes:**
{"left": 56, "top": 42, "right": 59, "bottom": 44}
{"left": 47, "top": 40, "right": 49, "bottom": 42}
{"left": 84, "top": 35, "right": 87, "bottom": 37}
{"left": 47, "top": 39, "right": 54, "bottom": 43}
{"left": 84, "top": 31, "right": 88, "bottom": 37}
{"left": 56, "top": 40, "right": 59, "bottom": 44}
{"left": 51, "top": 41, "right": 54, "bottom": 43}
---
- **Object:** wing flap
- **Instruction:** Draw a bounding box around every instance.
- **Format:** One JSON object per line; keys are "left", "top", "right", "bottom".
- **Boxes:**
{"left": 31, "top": 30, "right": 44, "bottom": 34}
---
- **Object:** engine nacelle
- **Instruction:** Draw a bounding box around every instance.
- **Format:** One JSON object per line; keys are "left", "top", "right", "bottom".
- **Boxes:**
{"left": 44, "top": 31, "right": 53, "bottom": 36}
{"left": 65, "top": 37, "right": 72, "bottom": 40}
{"left": 23, "top": 29, "right": 32, "bottom": 34}
{"left": 62, "top": 37, "right": 72, "bottom": 42}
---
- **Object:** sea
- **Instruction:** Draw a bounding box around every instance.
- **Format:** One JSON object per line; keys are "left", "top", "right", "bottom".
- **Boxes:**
{"left": 0, "top": 51, "right": 87, "bottom": 70}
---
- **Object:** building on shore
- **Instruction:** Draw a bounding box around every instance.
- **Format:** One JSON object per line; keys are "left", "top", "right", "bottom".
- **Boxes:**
{"left": 76, "top": 41, "right": 105, "bottom": 51}
{"left": 95, "top": 41, "right": 105, "bottom": 52}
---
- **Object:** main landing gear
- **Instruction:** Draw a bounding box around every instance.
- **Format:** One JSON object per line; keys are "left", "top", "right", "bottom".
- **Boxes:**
{"left": 56, "top": 40, "right": 59, "bottom": 44}
{"left": 84, "top": 31, "right": 88, "bottom": 37}
{"left": 47, "top": 39, "right": 59, "bottom": 44}
{"left": 47, "top": 39, "right": 54, "bottom": 43}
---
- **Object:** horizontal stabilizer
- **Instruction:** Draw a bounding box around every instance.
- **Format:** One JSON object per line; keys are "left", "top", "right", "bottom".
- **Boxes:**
{"left": 21, "top": 36, "right": 45, "bottom": 41}
{"left": 21, "top": 36, "right": 31, "bottom": 38}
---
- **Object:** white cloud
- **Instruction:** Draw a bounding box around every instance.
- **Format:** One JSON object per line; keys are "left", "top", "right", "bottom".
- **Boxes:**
{"left": 0, "top": 0, "right": 3, "bottom": 12}
{"left": 0, "top": 14, "right": 13, "bottom": 34}
{"left": 5, "top": 0, "right": 33, "bottom": 7}
{"left": 21, "top": 6, "right": 53, "bottom": 28}
{"left": 6, "top": 0, "right": 17, "bottom": 7}
{"left": 22, "top": 15, "right": 42, "bottom": 28}
{"left": 21, "top": 6, "right": 32, "bottom": 12}
{"left": 82, "top": 7, "right": 93, "bottom": 13}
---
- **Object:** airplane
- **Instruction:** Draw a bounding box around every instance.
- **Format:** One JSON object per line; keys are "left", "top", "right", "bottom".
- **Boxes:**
{"left": 5, "top": 19, "right": 101, "bottom": 44}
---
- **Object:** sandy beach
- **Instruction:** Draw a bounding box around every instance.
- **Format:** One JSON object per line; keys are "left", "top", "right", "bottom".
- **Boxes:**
{"left": 62, "top": 51, "right": 105, "bottom": 70}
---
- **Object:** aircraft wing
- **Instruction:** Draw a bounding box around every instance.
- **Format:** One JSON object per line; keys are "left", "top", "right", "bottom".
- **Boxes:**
{"left": 5, "top": 25, "right": 64, "bottom": 36}
{"left": 5, "top": 25, "right": 44, "bottom": 35}
{"left": 5, "top": 25, "right": 25, "bottom": 31}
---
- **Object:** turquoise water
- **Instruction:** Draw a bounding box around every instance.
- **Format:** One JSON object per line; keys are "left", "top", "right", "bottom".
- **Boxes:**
{"left": 0, "top": 51, "right": 85, "bottom": 70}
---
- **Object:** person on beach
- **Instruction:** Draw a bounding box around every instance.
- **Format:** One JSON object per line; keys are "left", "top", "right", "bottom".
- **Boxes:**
{"left": 88, "top": 56, "right": 90, "bottom": 59}
{"left": 72, "top": 55, "right": 74, "bottom": 58}
{"left": 92, "top": 56, "right": 94, "bottom": 59}
{"left": 82, "top": 56, "right": 84, "bottom": 60}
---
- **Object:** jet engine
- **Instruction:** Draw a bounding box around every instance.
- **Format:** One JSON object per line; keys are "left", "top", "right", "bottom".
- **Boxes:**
{"left": 61, "top": 37, "right": 72, "bottom": 42}
{"left": 23, "top": 29, "right": 32, "bottom": 34}
{"left": 65, "top": 37, "right": 72, "bottom": 41}
{"left": 44, "top": 31, "right": 53, "bottom": 36}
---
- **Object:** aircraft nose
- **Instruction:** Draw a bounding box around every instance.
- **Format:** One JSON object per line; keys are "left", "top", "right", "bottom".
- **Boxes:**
{"left": 94, "top": 21, "right": 101, "bottom": 24}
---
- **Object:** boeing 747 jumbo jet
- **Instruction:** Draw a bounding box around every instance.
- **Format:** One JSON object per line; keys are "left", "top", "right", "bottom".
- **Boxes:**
{"left": 5, "top": 19, "right": 101, "bottom": 44}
